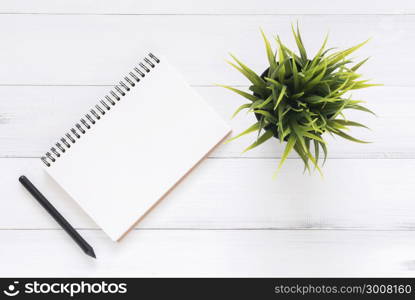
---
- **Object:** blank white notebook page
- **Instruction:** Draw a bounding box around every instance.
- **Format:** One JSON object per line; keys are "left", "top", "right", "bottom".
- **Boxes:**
{"left": 45, "top": 55, "right": 231, "bottom": 241}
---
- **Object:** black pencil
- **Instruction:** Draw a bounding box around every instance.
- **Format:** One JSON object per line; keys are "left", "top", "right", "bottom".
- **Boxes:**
{"left": 18, "top": 175, "right": 96, "bottom": 259}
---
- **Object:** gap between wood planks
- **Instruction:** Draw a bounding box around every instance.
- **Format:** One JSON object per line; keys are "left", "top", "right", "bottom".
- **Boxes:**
{"left": 0, "top": 13, "right": 414, "bottom": 16}
{"left": 1, "top": 157, "right": 415, "bottom": 160}
{"left": 2, "top": 228, "right": 415, "bottom": 231}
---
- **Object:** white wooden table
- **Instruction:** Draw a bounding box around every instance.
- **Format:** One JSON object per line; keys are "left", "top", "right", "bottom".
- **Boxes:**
{"left": 1, "top": 0, "right": 415, "bottom": 277}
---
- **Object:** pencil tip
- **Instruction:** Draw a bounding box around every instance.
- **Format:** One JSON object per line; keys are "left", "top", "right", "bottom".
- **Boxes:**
{"left": 86, "top": 248, "right": 96, "bottom": 259}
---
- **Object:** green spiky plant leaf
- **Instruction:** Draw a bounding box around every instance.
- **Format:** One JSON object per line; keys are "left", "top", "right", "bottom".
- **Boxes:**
{"left": 221, "top": 25, "right": 380, "bottom": 176}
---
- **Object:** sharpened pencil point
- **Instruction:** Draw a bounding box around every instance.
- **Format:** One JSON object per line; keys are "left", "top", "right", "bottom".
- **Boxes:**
{"left": 86, "top": 247, "right": 96, "bottom": 259}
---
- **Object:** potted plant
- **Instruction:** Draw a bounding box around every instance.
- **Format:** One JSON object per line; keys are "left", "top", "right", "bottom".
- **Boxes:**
{"left": 220, "top": 25, "right": 379, "bottom": 176}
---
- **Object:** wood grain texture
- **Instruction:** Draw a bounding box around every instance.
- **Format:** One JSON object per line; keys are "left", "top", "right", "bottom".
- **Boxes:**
{"left": 3, "top": 158, "right": 415, "bottom": 230}
{"left": 0, "top": 86, "right": 412, "bottom": 158}
{"left": 0, "top": 0, "right": 413, "bottom": 15}
{"left": 0, "top": 15, "right": 413, "bottom": 86}
{"left": 1, "top": 229, "right": 415, "bottom": 277}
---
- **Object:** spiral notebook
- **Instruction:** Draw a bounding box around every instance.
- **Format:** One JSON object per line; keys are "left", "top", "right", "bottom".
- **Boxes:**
{"left": 41, "top": 53, "right": 231, "bottom": 241}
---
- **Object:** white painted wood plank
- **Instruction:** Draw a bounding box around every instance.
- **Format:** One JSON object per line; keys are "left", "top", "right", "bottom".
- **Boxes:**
{"left": 0, "top": 15, "right": 413, "bottom": 86}
{"left": 0, "top": 86, "right": 412, "bottom": 158}
{"left": 0, "top": 229, "right": 414, "bottom": 277}
{"left": 2, "top": 158, "right": 414, "bottom": 230}
{"left": 0, "top": 0, "right": 414, "bottom": 15}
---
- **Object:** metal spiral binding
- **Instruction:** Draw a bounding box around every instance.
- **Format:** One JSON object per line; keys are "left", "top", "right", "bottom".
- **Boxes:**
{"left": 40, "top": 53, "right": 160, "bottom": 167}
